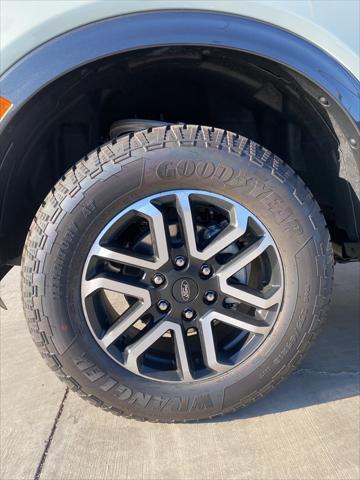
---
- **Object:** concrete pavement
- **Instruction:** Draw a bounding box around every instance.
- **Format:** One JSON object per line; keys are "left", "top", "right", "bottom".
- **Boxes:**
{"left": 1, "top": 264, "right": 359, "bottom": 480}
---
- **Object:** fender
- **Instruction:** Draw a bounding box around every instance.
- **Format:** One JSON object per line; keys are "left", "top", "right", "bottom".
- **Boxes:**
{"left": 0, "top": 11, "right": 359, "bottom": 124}
{"left": 0, "top": 10, "right": 358, "bottom": 161}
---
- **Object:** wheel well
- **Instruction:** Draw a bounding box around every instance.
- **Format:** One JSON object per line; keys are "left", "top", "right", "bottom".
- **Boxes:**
{"left": 0, "top": 46, "right": 358, "bottom": 265}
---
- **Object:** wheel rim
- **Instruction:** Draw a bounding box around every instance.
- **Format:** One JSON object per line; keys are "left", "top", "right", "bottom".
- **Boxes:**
{"left": 81, "top": 190, "right": 284, "bottom": 382}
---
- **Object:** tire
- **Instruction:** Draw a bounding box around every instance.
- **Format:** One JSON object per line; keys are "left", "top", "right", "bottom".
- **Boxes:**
{"left": 21, "top": 125, "right": 333, "bottom": 422}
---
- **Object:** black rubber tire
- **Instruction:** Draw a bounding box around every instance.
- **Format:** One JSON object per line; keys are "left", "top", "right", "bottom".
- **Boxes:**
{"left": 21, "top": 125, "right": 333, "bottom": 422}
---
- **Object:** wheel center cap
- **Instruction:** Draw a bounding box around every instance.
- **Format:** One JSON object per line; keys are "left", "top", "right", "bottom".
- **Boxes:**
{"left": 172, "top": 277, "right": 198, "bottom": 303}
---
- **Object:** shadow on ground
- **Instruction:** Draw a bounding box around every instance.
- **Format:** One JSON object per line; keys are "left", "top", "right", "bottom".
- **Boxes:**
{"left": 1, "top": 262, "right": 359, "bottom": 480}
{"left": 209, "top": 263, "right": 360, "bottom": 422}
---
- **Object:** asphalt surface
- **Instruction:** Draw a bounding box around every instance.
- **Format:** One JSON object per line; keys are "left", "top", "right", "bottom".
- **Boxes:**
{"left": 1, "top": 263, "right": 359, "bottom": 480}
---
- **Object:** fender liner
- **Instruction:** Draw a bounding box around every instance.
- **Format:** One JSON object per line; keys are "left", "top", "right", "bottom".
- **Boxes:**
{"left": 1, "top": 10, "right": 358, "bottom": 178}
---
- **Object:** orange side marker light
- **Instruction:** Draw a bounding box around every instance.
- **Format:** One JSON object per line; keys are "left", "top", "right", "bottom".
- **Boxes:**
{"left": 0, "top": 96, "right": 13, "bottom": 120}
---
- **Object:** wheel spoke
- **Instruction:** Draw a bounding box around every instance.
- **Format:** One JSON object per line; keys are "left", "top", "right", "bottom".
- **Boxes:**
{"left": 82, "top": 277, "right": 150, "bottom": 300}
{"left": 82, "top": 277, "right": 151, "bottom": 348}
{"left": 198, "top": 310, "right": 271, "bottom": 372}
{"left": 218, "top": 234, "right": 282, "bottom": 309}
{"left": 221, "top": 286, "right": 282, "bottom": 309}
{"left": 137, "top": 202, "right": 169, "bottom": 265}
{"left": 176, "top": 191, "right": 248, "bottom": 261}
{"left": 124, "top": 321, "right": 192, "bottom": 381}
{"left": 218, "top": 235, "right": 271, "bottom": 279}
{"left": 89, "top": 202, "right": 168, "bottom": 270}
{"left": 200, "top": 310, "right": 271, "bottom": 336}
{"left": 198, "top": 319, "right": 229, "bottom": 373}
{"left": 101, "top": 303, "right": 149, "bottom": 349}
{"left": 173, "top": 325, "right": 193, "bottom": 381}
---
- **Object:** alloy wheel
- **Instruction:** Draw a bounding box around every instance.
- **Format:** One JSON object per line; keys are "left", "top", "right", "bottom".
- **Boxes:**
{"left": 81, "top": 190, "right": 284, "bottom": 382}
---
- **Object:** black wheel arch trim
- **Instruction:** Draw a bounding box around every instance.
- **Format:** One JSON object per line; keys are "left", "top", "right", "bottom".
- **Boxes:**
{"left": 0, "top": 10, "right": 359, "bottom": 272}
{"left": 0, "top": 11, "right": 359, "bottom": 126}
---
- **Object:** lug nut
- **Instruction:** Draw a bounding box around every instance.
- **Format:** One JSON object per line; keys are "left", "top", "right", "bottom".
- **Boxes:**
{"left": 152, "top": 273, "right": 165, "bottom": 286}
{"left": 157, "top": 300, "right": 170, "bottom": 312}
{"left": 204, "top": 290, "right": 217, "bottom": 304}
{"left": 200, "top": 264, "right": 212, "bottom": 277}
{"left": 174, "top": 255, "right": 186, "bottom": 268}
{"left": 183, "top": 308, "right": 195, "bottom": 320}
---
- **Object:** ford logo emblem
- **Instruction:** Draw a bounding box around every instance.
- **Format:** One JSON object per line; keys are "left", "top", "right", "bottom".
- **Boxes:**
{"left": 180, "top": 279, "right": 191, "bottom": 302}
